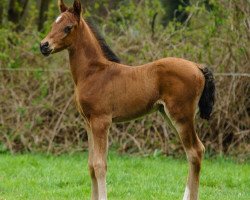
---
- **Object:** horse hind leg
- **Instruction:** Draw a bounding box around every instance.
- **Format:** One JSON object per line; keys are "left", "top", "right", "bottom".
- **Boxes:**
{"left": 179, "top": 121, "right": 205, "bottom": 200}
{"left": 158, "top": 101, "right": 179, "bottom": 135}
{"left": 159, "top": 101, "right": 204, "bottom": 200}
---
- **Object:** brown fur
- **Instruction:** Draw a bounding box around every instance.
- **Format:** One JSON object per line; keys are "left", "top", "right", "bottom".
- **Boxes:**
{"left": 40, "top": 1, "right": 208, "bottom": 200}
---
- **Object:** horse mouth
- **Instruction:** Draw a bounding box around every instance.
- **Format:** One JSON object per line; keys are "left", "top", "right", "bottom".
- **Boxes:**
{"left": 41, "top": 49, "right": 52, "bottom": 57}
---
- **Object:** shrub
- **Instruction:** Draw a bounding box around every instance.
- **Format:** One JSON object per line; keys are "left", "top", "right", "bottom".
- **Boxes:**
{"left": 0, "top": 0, "right": 249, "bottom": 159}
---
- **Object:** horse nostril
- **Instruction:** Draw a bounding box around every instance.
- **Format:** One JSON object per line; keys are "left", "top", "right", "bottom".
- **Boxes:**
{"left": 41, "top": 41, "right": 49, "bottom": 48}
{"left": 44, "top": 42, "right": 49, "bottom": 47}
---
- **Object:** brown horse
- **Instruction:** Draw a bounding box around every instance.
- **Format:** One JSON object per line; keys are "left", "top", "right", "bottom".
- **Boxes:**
{"left": 40, "top": 1, "right": 215, "bottom": 200}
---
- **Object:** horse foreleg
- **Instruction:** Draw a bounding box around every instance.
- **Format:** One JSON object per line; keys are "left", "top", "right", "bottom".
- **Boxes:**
{"left": 88, "top": 130, "right": 99, "bottom": 200}
{"left": 90, "top": 115, "right": 111, "bottom": 200}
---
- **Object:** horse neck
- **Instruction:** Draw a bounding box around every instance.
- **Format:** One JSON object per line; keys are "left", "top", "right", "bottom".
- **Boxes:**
{"left": 68, "top": 20, "right": 107, "bottom": 85}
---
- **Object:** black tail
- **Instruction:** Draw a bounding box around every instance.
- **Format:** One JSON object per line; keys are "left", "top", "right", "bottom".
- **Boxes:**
{"left": 198, "top": 67, "right": 215, "bottom": 120}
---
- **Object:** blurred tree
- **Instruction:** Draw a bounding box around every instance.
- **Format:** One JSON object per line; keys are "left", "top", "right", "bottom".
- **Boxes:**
{"left": 204, "top": 0, "right": 214, "bottom": 11}
{"left": 0, "top": 2, "right": 3, "bottom": 25}
{"left": 81, "top": 0, "right": 121, "bottom": 17}
{"left": 8, "top": 0, "right": 29, "bottom": 30}
{"left": 38, "top": 0, "right": 50, "bottom": 31}
{"left": 161, "top": 0, "right": 190, "bottom": 26}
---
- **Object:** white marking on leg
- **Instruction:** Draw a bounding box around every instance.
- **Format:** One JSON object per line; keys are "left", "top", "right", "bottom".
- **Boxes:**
{"left": 98, "top": 179, "right": 107, "bottom": 200}
{"left": 183, "top": 186, "right": 190, "bottom": 200}
{"left": 56, "top": 15, "right": 62, "bottom": 23}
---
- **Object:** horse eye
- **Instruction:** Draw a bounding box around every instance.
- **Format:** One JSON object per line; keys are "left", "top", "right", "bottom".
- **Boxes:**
{"left": 64, "top": 25, "right": 73, "bottom": 34}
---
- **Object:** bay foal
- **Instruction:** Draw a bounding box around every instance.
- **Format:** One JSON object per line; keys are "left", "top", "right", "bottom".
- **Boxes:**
{"left": 40, "top": 1, "right": 215, "bottom": 200}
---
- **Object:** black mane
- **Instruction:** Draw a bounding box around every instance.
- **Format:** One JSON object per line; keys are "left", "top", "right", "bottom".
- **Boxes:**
{"left": 85, "top": 18, "right": 121, "bottom": 63}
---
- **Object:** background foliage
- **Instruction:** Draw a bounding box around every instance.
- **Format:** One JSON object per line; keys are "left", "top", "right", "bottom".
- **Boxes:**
{"left": 0, "top": 0, "right": 249, "bottom": 159}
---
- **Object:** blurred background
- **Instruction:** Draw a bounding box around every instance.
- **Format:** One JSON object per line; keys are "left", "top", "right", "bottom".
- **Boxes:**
{"left": 0, "top": 0, "right": 249, "bottom": 159}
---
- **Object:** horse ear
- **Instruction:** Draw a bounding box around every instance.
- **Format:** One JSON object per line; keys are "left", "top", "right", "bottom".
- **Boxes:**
{"left": 58, "top": 0, "right": 68, "bottom": 13}
{"left": 73, "top": 0, "right": 82, "bottom": 17}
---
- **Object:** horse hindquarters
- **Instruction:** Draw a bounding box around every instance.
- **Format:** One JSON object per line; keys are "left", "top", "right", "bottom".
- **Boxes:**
{"left": 157, "top": 61, "right": 206, "bottom": 200}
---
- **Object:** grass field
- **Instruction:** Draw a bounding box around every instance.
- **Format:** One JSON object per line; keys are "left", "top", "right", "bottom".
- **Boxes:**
{"left": 0, "top": 153, "right": 249, "bottom": 200}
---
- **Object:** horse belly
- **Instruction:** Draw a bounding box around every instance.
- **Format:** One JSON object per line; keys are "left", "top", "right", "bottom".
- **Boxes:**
{"left": 112, "top": 89, "right": 159, "bottom": 123}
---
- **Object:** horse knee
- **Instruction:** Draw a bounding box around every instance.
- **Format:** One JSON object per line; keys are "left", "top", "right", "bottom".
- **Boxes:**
{"left": 93, "top": 161, "right": 107, "bottom": 178}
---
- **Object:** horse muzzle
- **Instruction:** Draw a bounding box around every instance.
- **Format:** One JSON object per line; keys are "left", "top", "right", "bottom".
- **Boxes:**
{"left": 40, "top": 41, "right": 52, "bottom": 56}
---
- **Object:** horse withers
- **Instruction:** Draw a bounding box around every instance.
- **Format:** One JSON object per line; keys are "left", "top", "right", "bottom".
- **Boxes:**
{"left": 40, "top": 1, "right": 215, "bottom": 200}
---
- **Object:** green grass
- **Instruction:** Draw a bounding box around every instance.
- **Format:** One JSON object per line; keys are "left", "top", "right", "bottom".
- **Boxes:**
{"left": 0, "top": 153, "right": 249, "bottom": 200}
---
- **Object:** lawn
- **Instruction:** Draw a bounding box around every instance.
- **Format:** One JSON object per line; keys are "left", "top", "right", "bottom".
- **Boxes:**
{"left": 0, "top": 152, "right": 249, "bottom": 200}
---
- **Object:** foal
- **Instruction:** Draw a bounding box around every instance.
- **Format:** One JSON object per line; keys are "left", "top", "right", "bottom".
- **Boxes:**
{"left": 40, "top": 1, "right": 215, "bottom": 200}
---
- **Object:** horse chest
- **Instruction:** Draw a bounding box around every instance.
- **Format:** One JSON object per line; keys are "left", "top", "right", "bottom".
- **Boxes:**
{"left": 74, "top": 88, "right": 95, "bottom": 117}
